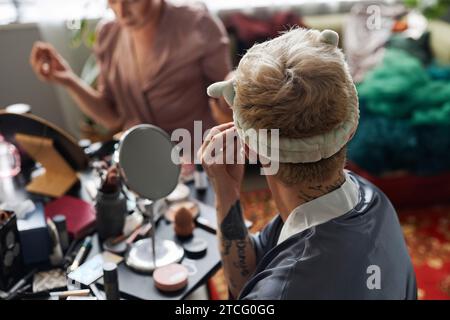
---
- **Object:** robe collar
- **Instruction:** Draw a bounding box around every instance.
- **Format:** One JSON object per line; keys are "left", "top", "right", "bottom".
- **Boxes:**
{"left": 277, "top": 170, "right": 360, "bottom": 245}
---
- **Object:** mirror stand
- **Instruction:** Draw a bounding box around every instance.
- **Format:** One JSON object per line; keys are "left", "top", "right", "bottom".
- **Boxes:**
{"left": 125, "top": 197, "right": 184, "bottom": 273}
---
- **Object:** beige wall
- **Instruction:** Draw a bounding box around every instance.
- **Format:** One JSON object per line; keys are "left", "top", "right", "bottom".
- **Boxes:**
{"left": 0, "top": 21, "right": 93, "bottom": 137}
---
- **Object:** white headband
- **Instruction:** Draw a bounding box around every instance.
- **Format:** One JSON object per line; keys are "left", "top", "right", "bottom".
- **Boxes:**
{"left": 207, "top": 30, "right": 359, "bottom": 164}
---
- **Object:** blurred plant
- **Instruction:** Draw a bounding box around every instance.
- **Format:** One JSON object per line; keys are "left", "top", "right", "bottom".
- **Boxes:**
{"left": 65, "top": 1, "right": 112, "bottom": 141}
{"left": 404, "top": 0, "right": 450, "bottom": 19}
{"left": 67, "top": 0, "right": 108, "bottom": 49}
{"left": 69, "top": 18, "right": 97, "bottom": 49}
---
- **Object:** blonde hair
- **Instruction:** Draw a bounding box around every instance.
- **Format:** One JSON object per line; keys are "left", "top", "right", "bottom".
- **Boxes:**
{"left": 234, "top": 28, "right": 357, "bottom": 184}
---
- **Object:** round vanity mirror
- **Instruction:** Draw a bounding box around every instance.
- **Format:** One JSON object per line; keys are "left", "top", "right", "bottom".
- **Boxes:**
{"left": 116, "top": 124, "right": 183, "bottom": 273}
{"left": 117, "top": 124, "right": 180, "bottom": 200}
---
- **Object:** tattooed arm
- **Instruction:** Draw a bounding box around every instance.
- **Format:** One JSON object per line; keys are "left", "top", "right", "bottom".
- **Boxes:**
{"left": 218, "top": 200, "right": 256, "bottom": 298}
{"left": 196, "top": 123, "right": 256, "bottom": 298}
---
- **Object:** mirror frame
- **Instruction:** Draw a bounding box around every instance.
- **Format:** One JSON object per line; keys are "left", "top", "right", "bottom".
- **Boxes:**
{"left": 116, "top": 124, "right": 181, "bottom": 201}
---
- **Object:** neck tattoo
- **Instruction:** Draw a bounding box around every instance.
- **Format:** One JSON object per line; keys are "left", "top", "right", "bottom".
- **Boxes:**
{"left": 297, "top": 173, "right": 346, "bottom": 203}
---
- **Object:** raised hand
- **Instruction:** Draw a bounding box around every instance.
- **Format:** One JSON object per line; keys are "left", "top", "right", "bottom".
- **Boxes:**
{"left": 197, "top": 122, "right": 245, "bottom": 217}
{"left": 30, "top": 41, "right": 74, "bottom": 86}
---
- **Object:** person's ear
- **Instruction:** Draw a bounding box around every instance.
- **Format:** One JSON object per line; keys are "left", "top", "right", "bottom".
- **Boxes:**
{"left": 243, "top": 142, "right": 272, "bottom": 167}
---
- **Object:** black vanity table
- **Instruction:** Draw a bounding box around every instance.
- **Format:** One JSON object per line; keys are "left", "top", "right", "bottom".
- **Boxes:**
{"left": 0, "top": 141, "right": 222, "bottom": 300}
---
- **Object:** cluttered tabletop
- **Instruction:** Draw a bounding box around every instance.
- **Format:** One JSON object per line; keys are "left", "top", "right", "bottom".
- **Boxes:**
{"left": 0, "top": 112, "right": 223, "bottom": 300}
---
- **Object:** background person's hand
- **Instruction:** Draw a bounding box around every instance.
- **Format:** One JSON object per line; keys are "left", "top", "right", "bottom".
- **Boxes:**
{"left": 30, "top": 42, "right": 74, "bottom": 86}
{"left": 197, "top": 122, "right": 245, "bottom": 217}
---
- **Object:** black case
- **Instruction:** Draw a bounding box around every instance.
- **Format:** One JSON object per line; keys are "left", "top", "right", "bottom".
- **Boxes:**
{"left": 0, "top": 211, "right": 25, "bottom": 291}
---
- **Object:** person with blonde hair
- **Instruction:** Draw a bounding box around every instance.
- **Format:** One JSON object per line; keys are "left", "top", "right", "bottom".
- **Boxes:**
{"left": 199, "top": 28, "right": 417, "bottom": 299}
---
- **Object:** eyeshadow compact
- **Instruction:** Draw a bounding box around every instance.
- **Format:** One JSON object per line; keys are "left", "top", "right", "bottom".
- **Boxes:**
{"left": 182, "top": 237, "right": 208, "bottom": 259}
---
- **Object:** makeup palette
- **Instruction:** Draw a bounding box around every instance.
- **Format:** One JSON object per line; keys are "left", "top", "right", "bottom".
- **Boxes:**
{"left": 0, "top": 210, "right": 24, "bottom": 291}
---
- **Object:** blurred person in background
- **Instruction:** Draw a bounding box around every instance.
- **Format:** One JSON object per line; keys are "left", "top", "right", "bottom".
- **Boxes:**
{"left": 30, "top": 0, "right": 232, "bottom": 138}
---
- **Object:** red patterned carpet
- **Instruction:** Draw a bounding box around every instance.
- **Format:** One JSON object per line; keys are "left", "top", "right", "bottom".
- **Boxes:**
{"left": 400, "top": 206, "right": 450, "bottom": 300}
{"left": 209, "top": 189, "right": 450, "bottom": 300}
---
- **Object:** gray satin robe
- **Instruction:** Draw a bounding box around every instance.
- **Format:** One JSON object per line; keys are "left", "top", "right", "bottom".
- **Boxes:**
{"left": 239, "top": 172, "right": 417, "bottom": 300}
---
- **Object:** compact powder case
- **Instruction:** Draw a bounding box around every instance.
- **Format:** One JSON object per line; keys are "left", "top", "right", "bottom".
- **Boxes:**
{"left": 153, "top": 263, "right": 188, "bottom": 292}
